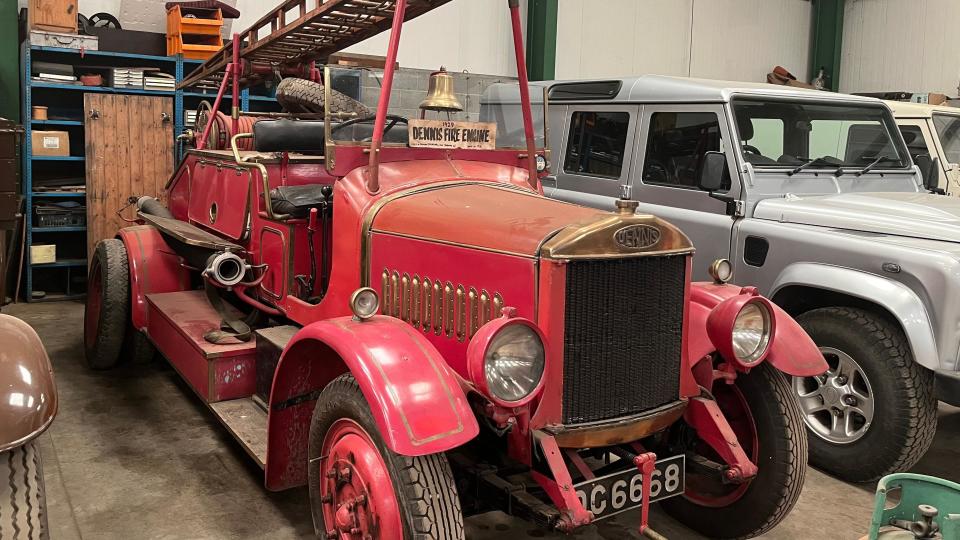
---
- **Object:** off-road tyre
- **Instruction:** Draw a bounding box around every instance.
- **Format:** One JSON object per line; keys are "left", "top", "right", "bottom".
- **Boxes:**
{"left": 797, "top": 307, "right": 937, "bottom": 482}
{"left": 661, "top": 363, "right": 807, "bottom": 539}
{"left": 123, "top": 329, "right": 156, "bottom": 365}
{"left": 275, "top": 77, "right": 372, "bottom": 117}
{"left": 84, "top": 239, "right": 130, "bottom": 370}
{"left": 0, "top": 442, "right": 49, "bottom": 540}
{"left": 307, "top": 374, "right": 464, "bottom": 539}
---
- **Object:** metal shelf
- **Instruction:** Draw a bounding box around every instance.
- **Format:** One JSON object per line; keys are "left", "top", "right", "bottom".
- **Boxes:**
{"left": 31, "top": 192, "right": 86, "bottom": 197}
{"left": 30, "top": 45, "right": 177, "bottom": 63}
{"left": 32, "top": 155, "right": 84, "bottom": 161}
{"left": 31, "top": 119, "right": 83, "bottom": 126}
{"left": 31, "top": 258, "right": 88, "bottom": 268}
{"left": 32, "top": 226, "right": 87, "bottom": 233}
{"left": 31, "top": 82, "right": 175, "bottom": 96}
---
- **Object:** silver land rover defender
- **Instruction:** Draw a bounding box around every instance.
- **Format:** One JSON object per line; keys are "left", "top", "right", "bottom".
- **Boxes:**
{"left": 482, "top": 76, "right": 954, "bottom": 482}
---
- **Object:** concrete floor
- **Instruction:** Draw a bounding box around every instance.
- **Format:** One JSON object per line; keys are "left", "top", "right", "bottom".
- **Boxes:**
{"left": 6, "top": 300, "right": 960, "bottom": 539}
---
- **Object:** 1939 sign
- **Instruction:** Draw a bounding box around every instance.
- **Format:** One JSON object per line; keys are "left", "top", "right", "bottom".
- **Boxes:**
{"left": 573, "top": 454, "right": 685, "bottom": 520}
{"left": 408, "top": 119, "right": 497, "bottom": 150}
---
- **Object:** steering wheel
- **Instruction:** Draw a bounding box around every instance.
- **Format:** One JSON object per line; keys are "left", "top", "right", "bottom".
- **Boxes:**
{"left": 742, "top": 144, "right": 762, "bottom": 155}
{"left": 330, "top": 114, "right": 408, "bottom": 139}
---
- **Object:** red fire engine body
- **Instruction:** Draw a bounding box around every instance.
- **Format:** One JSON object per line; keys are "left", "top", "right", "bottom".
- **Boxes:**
{"left": 83, "top": 1, "right": 828, "bottom": 538}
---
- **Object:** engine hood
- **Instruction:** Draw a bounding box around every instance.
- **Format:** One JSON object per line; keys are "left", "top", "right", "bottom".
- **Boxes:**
{"left": 369, "top": 182, "right": 693, "bottom": 259}
{"left": 754, "top": 192, "right": 960, "bottom": 242}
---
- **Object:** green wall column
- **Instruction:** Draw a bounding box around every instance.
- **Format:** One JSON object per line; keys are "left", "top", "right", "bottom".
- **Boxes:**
{"left": 0, "top": 0, "right": 19, "bottom": 121}
{"left": 810, "top": 0, "right": 845, "bottom": 91}
{"left": 525, "top": 0, "right": 557, "bottom": 81}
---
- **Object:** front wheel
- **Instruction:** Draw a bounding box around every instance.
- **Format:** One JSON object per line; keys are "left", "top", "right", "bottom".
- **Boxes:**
{"left": 84, "top": 239, "right": 130, "bottom": 370}
{"left": 660, "top": 363, "right": 807, "bottom": 539}
{"left": 794, "top": 307, "right": 937, "bottom": 482}
{"left": 307, "top": 374, "right": 465, "bottom": 539}
{"left": 0, "top": 442, "right": 49, "bottom": 540}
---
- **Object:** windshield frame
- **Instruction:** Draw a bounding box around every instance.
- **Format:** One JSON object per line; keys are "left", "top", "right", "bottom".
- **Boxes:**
{"left": 730, "top": 96, "right": 912, "bottom": 173}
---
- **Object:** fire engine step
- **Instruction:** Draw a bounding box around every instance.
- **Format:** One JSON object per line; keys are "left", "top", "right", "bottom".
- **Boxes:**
{"left": 255, "top": 325, "right": 299, "bottom": 402}
{"left": 209, "top": 398, "right": 268, "bottom": 467}
{"left": 146, "top": 290, "right": 256, "bottom": 403}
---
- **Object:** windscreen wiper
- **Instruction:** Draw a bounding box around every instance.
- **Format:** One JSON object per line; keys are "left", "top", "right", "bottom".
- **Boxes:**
{"left": 854, "top": 155, "right": 892, "bottom": 176}
{"left": 788, "top": 157, "right": 830, "bottom": 176}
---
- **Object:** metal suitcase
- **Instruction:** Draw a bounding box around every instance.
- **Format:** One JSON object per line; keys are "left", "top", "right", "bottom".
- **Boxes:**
{"left": 29, "top": 30, "right": 98, "bottom": 51}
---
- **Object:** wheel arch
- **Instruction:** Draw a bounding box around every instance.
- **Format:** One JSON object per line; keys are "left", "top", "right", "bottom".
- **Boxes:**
{"left": 264, "top": 316, "right": 479, "bottom": 491}
{"left": 770, "top": 263, "right": 938, "bottom": 370}
{"left": 116, "top": 226, "right": 191, "bottom": 330}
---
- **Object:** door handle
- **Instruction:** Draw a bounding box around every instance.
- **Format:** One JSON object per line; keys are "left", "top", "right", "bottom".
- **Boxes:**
{"left": 161, "top": 112, "right": 171, "bottom": 123}
{"left": 89, "top": 109, "right": 100, "bottom": 120}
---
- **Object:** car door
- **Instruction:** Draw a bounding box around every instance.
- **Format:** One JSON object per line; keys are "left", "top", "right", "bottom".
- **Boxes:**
{"left": 551, "top": 105, "right": 640, "bottom": 209}
{"left": 629, "top": 104, "right": 741, "bottom": 280}
{"left": 897, "top": 119, "right": 949, "bottom": 191}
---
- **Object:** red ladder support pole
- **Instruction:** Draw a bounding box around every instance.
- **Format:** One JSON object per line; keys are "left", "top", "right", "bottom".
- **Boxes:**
{"left": 366, "top": 0, "right": 407, "bottom": 194}
{"left": 508, "top": 0, "right": 540, "bottom": 191}
{"left": 231, "top": 34, "right": 241, "bottom": 135}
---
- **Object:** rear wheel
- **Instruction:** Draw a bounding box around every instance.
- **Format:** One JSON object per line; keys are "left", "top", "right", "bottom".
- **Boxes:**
{"left": 84, "top": 239, "right": 130, "bottom": 370}
{"left": 661, "top": 363, "right": 806, "bottom": 539}
{"left": 0, "top": 442, "right": 49, "bottom": 540}
{"left": 307, "top": 374, "right": 465, "bottom": 539}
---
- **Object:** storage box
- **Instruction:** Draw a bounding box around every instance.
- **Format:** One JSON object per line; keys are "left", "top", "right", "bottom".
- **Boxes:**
{"left": 911, "top": 93, "right": 950, "bottom": 106}
{"left": 28, "top": 0, "right": 78, "bottom": 33}
{"left": 31, "top": 131, "right": 70, "bottom": 157}
{"left": 29, "top": 30, "right": 98, "bottom": 50}
{"left": 30, "top": 245, "right": 56, "bottom": 265}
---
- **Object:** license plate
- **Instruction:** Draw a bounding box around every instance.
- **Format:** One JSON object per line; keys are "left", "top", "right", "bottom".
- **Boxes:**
{"left": 573, "top": 455, "right": 685, "bottom": 521}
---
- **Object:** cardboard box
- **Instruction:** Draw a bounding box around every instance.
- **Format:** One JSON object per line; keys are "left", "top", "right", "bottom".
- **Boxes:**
{"left": 30, "top": 245, "right": 56, "bottom": 265}
{"left": 28, "top": 0, "right": 78, "bottom": 33}
{"left": 911, "top": 93, "right": 950, "bottom": 106}
{"left": 31, "top": 131, "right": 69, "bottom": 157}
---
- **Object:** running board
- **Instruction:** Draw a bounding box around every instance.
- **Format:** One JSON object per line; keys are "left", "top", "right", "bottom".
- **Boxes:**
{"left": 210, "top": 398, "right": 269, "bottom": 468}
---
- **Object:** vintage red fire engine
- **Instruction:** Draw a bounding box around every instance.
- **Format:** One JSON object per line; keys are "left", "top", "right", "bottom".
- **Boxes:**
{"left": 83, "top": 0, "right": 827, "bottom": 538}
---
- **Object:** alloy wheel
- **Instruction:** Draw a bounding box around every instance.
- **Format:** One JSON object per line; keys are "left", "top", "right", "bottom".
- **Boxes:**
{"left": 792, "top": 347, "right": 874, "bottom": 444}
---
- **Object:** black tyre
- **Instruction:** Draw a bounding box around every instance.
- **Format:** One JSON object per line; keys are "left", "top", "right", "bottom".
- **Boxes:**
{"left": 124, "top": 329, "right": 157, "bottom": 365}
{"left": 276, "top": 77, "right": 372, "bottom": 117}
{"left": 794, "top": 307, "right": 937, "bottom": 482}
{"left": 308, "top": 374, "right": 464, "bottom": 539}
{"left": 84, "top": 239, "right": 130, "bottom": 370}
{"left": 0, "top": 442, "right": 49, "bottom": 540}
{"left": 661, "top": 363, "right": 807, "bottom": 539}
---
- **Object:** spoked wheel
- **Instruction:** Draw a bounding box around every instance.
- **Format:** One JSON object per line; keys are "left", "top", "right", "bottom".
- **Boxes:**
{"left": 308, "top": 374, "right": 465, "bottom": 540}
{"left": 84, "top": 239, "right": 131, "bottom": 370}
{"left": 661, "top": 363, "right": 807, "bottom": 539}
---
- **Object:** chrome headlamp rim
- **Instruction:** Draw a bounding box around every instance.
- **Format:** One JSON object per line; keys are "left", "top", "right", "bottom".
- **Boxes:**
{"left": 349, "top": 287, "right": 380, "bottom": 320}
{"left": 732, "top": 299, "right": 773, "bottom": 365}
{"left": 708, "top": 258, "right": 733, "bottom": 284}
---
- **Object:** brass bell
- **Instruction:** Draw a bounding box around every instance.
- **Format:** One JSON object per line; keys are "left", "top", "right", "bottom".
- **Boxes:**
{"left": 420, "top": 67, "right": 463, "bottom": 112}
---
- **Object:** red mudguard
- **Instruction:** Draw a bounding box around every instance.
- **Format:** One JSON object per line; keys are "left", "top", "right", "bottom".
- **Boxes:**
{"left": 687, "top": 282, "right": 827, "bottom": 376}
{"left": 117, "top": 226, "right": 191, "bottom": 330}
{"left": 264, "top": 315, "right": 479, "bottom": 490}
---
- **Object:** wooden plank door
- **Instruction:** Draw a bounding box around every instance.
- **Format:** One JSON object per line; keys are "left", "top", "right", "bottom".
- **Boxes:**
{"left": 85, "top": 94, "right": 173, "bottom": 257}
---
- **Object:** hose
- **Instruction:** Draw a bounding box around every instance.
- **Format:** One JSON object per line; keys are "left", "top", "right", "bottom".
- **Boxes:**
{"left": 135, "top": 196, "right": 174, "bottom": 219}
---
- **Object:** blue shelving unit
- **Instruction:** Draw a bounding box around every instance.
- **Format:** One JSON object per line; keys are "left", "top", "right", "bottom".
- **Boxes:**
{"left": 21, "top": 44, "right": 278, "bottom": 301}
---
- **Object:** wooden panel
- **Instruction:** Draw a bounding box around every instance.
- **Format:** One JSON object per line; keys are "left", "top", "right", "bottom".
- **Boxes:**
{"left": 85, "top": 94, "right": 173, "bottom": 257}
{"left": 28, "top": 0, "right": 78, "bottom": 33}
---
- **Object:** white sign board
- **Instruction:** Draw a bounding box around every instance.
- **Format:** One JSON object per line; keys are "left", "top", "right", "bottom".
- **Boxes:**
{"left": 408, "top": 119, "right": 497, "bottom": 150}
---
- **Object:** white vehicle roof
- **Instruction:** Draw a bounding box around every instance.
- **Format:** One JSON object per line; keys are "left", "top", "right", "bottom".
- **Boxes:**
{"left": 483, "top": 74, "right": 884, "bottom": 106}
{"left": 886, "top": 100, "right": 960, "bottom": 119}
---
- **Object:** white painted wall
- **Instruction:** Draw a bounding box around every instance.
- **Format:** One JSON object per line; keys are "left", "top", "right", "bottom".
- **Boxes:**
{"left": 840, "top": 0, "right": 960, "bottom": 95}
{"left": 555, "top": 0, "right": 812, "bottom": 83}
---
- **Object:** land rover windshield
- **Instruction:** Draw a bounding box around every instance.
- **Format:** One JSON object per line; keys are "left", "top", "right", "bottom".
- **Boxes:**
{"left": 933, "top": 113, "right": 960, "bottom": 165}
{"left": 732, "top": 98, "right": 910, "bottom": 172}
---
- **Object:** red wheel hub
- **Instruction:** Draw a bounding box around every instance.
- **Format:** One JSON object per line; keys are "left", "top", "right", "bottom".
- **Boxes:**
{"left": 319, "top": 419, "right": 402, "bottom": 540}
{"left": 84, "top": 259, "right": 103, "bottom": 347}
{"left": 684, "top": 383, "right": 759, "bottom": 507}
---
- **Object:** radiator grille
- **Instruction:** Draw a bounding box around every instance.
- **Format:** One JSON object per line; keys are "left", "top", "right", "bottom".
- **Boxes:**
{"left": 561, "top": 255, "right": 686, "bottom": 425}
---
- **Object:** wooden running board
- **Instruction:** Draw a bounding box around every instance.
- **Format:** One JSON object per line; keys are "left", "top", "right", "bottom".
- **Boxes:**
{"left": 210, "top": 398, "right": 269, "bottom": 467}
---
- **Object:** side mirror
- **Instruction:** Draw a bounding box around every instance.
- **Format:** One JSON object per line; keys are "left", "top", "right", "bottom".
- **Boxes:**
{"left": 698, "top": 151, "right": 727, "bottom": 192}
{"left": 915, "top": 154, "right": 942, "bottom": 192}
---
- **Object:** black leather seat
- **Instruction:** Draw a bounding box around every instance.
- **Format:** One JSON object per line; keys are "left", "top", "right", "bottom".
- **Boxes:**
{"left": 254, "top": 119, "right": 326, "bottom": 153}
{"left": 269, "top": 185, "right": 332, "bottom": 219}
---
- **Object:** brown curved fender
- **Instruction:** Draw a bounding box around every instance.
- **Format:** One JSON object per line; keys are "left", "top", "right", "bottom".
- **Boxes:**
{"left": 264, "top": 315, "right": 479, "bottom": 491}
{"left": 0, "top": 315, "right": 57, "bottom": 452}
{"left": 688, "top": 282, "right": 827, "bottom": 377}
{"left": 117, "top": 225, "right": 191, "bottom": 330}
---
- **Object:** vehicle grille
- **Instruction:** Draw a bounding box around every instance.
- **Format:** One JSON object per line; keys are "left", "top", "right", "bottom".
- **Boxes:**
{"left": 561, "top": 255, "right": 686, "bottom": 425}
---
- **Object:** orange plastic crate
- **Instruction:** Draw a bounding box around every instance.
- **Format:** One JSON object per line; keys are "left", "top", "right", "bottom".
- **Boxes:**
{"left": 166, "top": 5, "right": 224, "bottom": 58}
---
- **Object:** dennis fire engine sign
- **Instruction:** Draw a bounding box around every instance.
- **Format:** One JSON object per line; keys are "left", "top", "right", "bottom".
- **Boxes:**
{"left": 408, "top": 119, "right": 497, "bottom": 150}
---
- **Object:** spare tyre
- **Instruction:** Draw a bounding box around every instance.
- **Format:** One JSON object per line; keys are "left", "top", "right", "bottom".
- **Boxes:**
{"left": 276, "top": 77, "right": 372, "bottom": 117}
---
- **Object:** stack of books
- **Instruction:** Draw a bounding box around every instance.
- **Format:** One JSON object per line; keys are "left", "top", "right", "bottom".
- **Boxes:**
{"left": 144, "top": 74, "right": 176, "bottom": 92}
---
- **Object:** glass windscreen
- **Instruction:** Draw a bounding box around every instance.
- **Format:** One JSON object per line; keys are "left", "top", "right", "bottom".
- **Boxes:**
{"left": 732, "top": 99, "right": 909, "bottom": 170}
{"left": 933, "top": 114, "right": 960, "bottom": 165}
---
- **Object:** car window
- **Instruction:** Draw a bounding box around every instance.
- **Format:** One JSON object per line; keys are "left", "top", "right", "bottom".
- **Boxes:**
{"left": 563, "top": 111, "right": 630, "bottom": 178}
{"left": 933, "top": 114, "right": 960, "bottom": 164}
{"left": 641, "top": 112, "right": 728, "bottom": 190}
{"left": 898, "top": 125, "right": 931, "bottom": 160}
